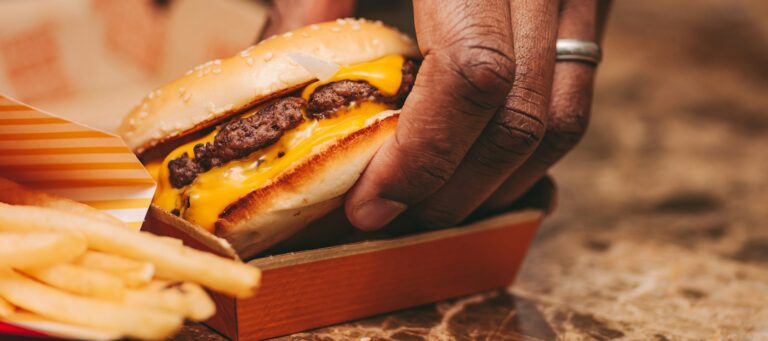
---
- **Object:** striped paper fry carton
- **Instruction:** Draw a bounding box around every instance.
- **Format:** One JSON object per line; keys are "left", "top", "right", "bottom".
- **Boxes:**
{"left": 0, "top": 94, "right": 155, "bottom": 230}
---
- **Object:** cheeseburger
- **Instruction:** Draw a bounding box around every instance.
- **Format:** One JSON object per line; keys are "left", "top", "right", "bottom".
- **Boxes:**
{"left": 118, "top": 19, "right": 420, "bottom": 257}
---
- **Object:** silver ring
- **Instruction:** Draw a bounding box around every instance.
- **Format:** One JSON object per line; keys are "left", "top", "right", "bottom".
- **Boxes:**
{"left": 556, "top": 39, "right": 601, "bottom": 65}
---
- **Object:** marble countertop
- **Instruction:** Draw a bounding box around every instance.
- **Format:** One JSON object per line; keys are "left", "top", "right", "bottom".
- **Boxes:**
{"left": 177, "top": 1, "right": 768, "bottom": 339}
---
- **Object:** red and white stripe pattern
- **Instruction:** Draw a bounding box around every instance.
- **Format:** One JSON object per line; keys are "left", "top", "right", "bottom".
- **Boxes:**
{"left": 0, "top": 95, "right": 155, "bottom": 229}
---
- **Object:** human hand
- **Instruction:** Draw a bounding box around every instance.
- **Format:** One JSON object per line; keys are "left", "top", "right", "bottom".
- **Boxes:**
{"left": 345, "top": 0, "right": 612, "bottom": 230}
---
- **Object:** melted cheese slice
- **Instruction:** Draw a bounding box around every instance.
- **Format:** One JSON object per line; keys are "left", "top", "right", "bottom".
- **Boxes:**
{"left": 148, "top": 55, "right": 405, "bottom": 232}
{"left": 301, "top": 54, "right": 404, "bottom": 98}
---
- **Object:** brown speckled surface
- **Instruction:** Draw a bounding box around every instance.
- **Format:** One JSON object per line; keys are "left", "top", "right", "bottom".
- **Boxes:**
{"left": 175, "top": 1, "right": 768, "bottom": 339}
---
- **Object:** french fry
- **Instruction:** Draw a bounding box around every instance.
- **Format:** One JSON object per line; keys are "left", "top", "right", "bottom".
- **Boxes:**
{"left": 0, "top": 203, "right": 260, "bottom": 298}
{"left": 0, "top": 177, "right": 128, "bottom": 229}
{"left": 20, "top": 263, "right": 126, "bottom": 300}
{"left": 0, "top": 269, "right": 183, "bottom": 340}
{"left": 75, "top": 251, "right": 154, "bottom": 287}
{"left": 1, "top": 311, "right": 121, "bottom": 340}
{"left": 0, "top": 160, "right": 263, "bottom": 339}
{"left": 0, "top": 232, "right": 86, "bottom": 269}
{"left": 125, "top": 280, "right": 215, "bottom": 321}
{"left": 0, "top": 295, "right": 14, "bottom": 317}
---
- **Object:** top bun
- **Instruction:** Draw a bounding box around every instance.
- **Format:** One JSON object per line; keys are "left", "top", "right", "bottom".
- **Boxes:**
{"left": 117, "top": 19, "right": 420, "bottom": 157}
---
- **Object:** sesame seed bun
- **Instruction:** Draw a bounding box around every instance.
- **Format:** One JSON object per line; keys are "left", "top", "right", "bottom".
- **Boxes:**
{"left": 117, "top": 18, "right": 419, "bottom": 158}
{"left": 119, "top": 19, "right": 419, "bottom": 256}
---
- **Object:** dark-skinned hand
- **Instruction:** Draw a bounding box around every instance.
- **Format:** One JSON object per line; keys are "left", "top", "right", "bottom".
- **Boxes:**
{"left": 261, "top": 0, "right": 612, "bottom": 231}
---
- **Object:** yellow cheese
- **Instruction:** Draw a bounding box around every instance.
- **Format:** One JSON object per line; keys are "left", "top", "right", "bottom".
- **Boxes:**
{"left": 301, "top": 55, "right": 404, "bottom": 99}
{"left": 151, "top": 55, "right": 404, "bottom": 231}
{"left": 144, "top": 160, "right": 162, "bottom": 182}
{"left": 153, "top": 130, "right": 216, "bottom": 213}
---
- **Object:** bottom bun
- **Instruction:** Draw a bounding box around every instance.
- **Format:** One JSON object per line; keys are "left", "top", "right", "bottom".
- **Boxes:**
{"left": 216, "top": 112, "right": 399, "bottom": 258}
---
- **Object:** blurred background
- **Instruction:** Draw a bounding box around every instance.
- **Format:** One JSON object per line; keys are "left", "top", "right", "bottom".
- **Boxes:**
{"left": 1, "top": 0, "right": 767, "bottom": 339}
{"left": 508, "top": 1, "right": 768, "bottom": 338}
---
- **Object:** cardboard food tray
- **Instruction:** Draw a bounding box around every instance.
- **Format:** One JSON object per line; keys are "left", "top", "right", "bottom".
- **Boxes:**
{"left": 143, "top": 180, "right": 552, "bottom": 340}
{"left": 0, "top": 92, "right": 550, "bottom": 341}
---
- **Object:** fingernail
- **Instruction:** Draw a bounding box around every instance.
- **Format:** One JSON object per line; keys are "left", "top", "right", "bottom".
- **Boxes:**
{"left": 351, "top": 198, "right": 407, "bottom": 231}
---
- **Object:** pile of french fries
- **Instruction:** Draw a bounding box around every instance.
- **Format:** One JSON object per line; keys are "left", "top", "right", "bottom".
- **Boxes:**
{"left": 0, "top": 177, "right": 260, "bottom": 340}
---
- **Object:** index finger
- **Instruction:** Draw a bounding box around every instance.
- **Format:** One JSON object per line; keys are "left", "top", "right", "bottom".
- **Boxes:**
{"left": 345, "top": 0, "right": 516, "bottom": 230}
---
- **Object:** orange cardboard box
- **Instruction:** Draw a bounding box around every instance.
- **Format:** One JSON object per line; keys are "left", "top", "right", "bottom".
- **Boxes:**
{"left": 143, "top": 188, "right": 549, "bottom": 340}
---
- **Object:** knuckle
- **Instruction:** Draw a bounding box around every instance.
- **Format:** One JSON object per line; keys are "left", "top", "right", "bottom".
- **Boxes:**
{"left": 512, "top": 70, "right": 551, "bottom": 108}
{"left": 481, "top": 107, "right": 546, "bottom": 162}
{"left": 394, "top": 146, "right": 457, "bottom": 200}
{"left": 544, "top": 108, "right": 590, "bottom": 155}
{"left": 443, "top": 45, "right": 515, "bottom": 105}
{"left": 491, "top": 122, "right": 543, "bottom": 155}
{"left": 468, "top": 68, "right": 550, "bottom": 172}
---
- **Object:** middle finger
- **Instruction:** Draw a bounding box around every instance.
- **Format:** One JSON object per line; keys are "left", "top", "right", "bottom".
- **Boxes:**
{"left": 411, "top": 0, "right": 559, "bottom": 228}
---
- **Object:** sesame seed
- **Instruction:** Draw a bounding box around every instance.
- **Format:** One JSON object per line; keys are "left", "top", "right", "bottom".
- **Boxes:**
{"left": 178, "top": 87, "right": 186, "bottom": 95}
{"left": 310, "top": 24, "right": 319, "bottom": 30}
{"left": 263, "top": 52, "right": 273, "bottom": 61}
{"left": 138, "top": 111, "right": 148, "bottom": 118}
{"left": 213, "top": 59, "right": 221, "bottom": 65}
{"left": 182, "top": 92, "right": 192, "bottom": 102}
{"left": 240, "top": 50, "right": 250, "bottom": 57}
{"left": 374, "top": 20, "right": 383, "bottom": 26}
{"left": 330, "top": 27, "right": 341, "bottom": 32}
{"left": 372, "top": 38, "right": 380, "bottom": 46}
{"left": 212, "top": 67, "right": 222, "bottom": 74}
{"left": 352, "top": 24, "right": 361, "bottom": 31}
{"left": 283, "top": 32, "right": 293, "bottom": 38}
{"left": 336, "top": 18, "right": 346, "bottom": 24}
{"left": 246, "top": 57, "right": 255, "bottom": 66}
{"left": 185, "top": 69, "right": 193, "bottom": 75}
{"left": 301, "top": 32, "right": 309, "bottom": 38}
{"left": 206, "top": 102, "right": 217, "bottom": 114}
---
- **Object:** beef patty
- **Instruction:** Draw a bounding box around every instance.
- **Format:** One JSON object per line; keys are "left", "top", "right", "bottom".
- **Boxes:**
{"left": 168, "top": 98, "right": 304, "bottom": 188}
{"left": 167, "top": 59, "right": 419, "bottom": 188}
{"left": 307, "top": 59, "right": 418, "bottom": 118}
